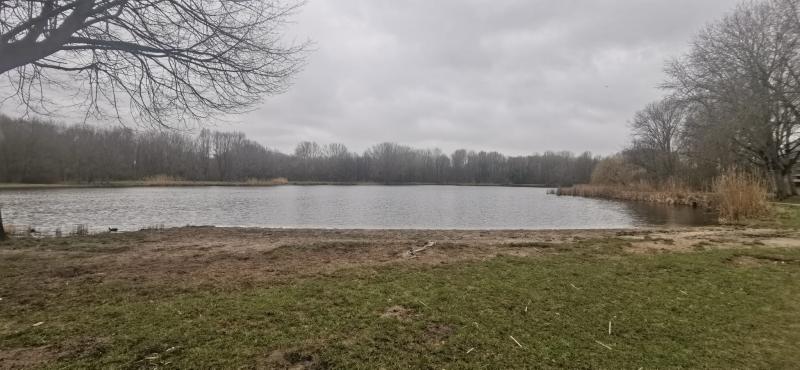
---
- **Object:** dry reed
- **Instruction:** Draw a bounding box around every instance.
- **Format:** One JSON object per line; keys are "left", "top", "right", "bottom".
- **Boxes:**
{"left": 141, "top": 174, "right": 184, "bottom": 185}
{"left": 73, "top": 224, "right": 89, "bottom": 236}
{"left": 244, "top": 177, "right": 289, "bottom": 186}
{"left": 556, "top": 184, "right": 716, "bottom": 209}
{"left": 713, "top": 169, "right": 770, "bottom": 223}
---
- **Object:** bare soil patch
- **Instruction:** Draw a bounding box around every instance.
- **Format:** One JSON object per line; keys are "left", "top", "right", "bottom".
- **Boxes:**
{"left": 0, "top": 346, "right": 57, "bottom": 369}
{"left": 265, "top": 346, "right": 324, "bottom": 370}
{"left": 425, "top": 323, "right": 454, "bottom": 347}
{"left": 728, "top": 254, "right": 800, "bottom": 268}
{"left": 380, "top": 305, "right": 415, "bottom": 321}
{"left": 618, "top": 227, "right": 800, "bottom": 254}
{"left": 1, "top": 226, "right": 799, "bottom": 292}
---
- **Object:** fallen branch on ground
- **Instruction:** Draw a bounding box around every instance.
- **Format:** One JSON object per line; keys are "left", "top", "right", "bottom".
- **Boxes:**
{"left": 406, "top": 241, "right": 436, "bottom": 257}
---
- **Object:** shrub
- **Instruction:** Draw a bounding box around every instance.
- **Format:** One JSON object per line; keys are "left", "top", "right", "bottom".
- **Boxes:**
{"left": 590, "top": 155, "right": 647, "bottom": 187}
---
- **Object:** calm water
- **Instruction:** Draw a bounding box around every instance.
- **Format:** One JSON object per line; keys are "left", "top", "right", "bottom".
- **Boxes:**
{"left": 0, "top": 186, "right": 716, "bottom": 233}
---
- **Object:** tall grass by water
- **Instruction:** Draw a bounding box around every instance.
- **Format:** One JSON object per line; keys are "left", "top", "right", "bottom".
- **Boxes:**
{"left": 557, "top": 168, "right": 773, "bottom": 224}
{"left": 713, "top": 169, "right": 770, "bottom": 223}
{"left": 556, "top": 183, "right": 716, "bottom": 209}
{"left": 139, "top": 175, "right": 289, "bottom": 186}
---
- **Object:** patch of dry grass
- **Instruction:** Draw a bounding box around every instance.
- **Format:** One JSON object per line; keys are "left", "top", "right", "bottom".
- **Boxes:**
{"left": 556, "top": 184, "right": 716, "bottom": 209}
{"left": 713, "top": 169, "right": 770, "bottom": 223}
{"left": 243, "top": 177, "right": 289, "bottom": 186}
{"left": 140, "top": 174, "right": 185, "bottom": 185}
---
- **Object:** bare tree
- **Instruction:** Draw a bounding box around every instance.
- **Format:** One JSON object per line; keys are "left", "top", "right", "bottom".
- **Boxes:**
{"left": 629, "top": 98, "right": 686, "bottom": 180}
{"left": 0, "top": 115, "right": 600, "bottom": 186}
{"left": 294, "top": 141, "right": 321, "bottom": 159}
{"left": 0, "top": 0, "right": 306, "bottom": 128}
{"left": 664, "top": 0, "right": 800, "bottom": 198}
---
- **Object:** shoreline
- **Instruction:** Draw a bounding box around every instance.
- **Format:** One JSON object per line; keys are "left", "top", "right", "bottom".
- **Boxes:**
{"left": 0, "top": 225, "right": 704, "bottom": 238}
{"left": 3, "top": 225, "right": 798, "bottom": 275}
{"left": 0, "top": 181, "right": 553, "bottom": 190}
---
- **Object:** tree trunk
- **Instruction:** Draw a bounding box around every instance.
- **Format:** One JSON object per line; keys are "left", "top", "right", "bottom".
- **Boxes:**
{"left": 0, "top": 207, "right": 6, "bottom": 241}
{"left": 783, "top": 168, "right": 799, "bottom": 197}
{"left": 765, "top": 151, "right": 792, "bottom": 200}
{"left": 773, "top": 170, "right": 790, "bottom": 200}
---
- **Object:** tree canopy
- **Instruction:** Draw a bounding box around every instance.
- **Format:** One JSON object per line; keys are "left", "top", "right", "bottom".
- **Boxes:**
{"left": 0, "top": 0, "right": 306, "bottom": 127}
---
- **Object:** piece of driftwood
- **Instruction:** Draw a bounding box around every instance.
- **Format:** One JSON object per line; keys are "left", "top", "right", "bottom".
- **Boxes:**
{"left": 595, "top": 340, "right": 613, "bottom": 350}
{"left": 406, "top": 241, "right": 436, "bottom": 257}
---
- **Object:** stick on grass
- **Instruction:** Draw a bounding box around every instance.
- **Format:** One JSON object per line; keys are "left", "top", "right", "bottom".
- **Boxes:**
{"left": 595, "top": 340, "right": 613, "bottom": 350}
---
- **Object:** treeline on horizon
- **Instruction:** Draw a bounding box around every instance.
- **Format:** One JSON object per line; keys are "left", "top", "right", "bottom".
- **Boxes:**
{"left": 0, "top": 115, "right": 598, "bottom": 186}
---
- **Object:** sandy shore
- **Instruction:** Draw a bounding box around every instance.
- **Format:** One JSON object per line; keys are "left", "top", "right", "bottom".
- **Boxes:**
{"left": 3, "top": 226, "right": 798, "bottom": 287}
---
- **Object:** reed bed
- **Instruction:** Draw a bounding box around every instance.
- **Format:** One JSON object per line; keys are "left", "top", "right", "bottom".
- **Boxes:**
{"left": 713, "top": 169, "right": 770, "bottom": 223}
{"left": 556, "top": 184, "right": 717, "bottom": 209}
{"left": 243, "top": 177, "right": 289, "bottom": 186}
{"left": 138, "top": 175, "right": 290, "bottom": 186}
{"left": 557, "top": 169, "right": 774, "bottom": 223}
{"left": 72, "top": 224, "right": 89, "bottom": 236}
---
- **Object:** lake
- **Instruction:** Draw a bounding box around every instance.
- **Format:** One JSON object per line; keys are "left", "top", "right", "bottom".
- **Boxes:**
{"left": 0, "top": 185, "right": 717, "bottom": 233}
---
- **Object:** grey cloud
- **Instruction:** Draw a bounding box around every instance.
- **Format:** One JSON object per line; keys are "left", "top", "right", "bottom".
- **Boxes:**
{"left": 232, "top": 1, "right": 736, "bottom": 155}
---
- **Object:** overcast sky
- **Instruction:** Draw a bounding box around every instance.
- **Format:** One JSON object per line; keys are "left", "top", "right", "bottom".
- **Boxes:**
{"left": 227, "top": 0, "right": 736, "bottom": 156}
{"left": 4, "top": 0, "right": 738, "bottom": 156}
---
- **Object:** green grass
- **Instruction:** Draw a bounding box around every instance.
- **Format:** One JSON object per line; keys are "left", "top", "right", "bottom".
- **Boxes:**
{"left": 776, "top": 205, "right": 800, "bottom": 229}
{"left": 776, "top": 196, "right": 800, "bottom": 205}
{"left": 2, "top": 247, "right": 799, "bottom": 368}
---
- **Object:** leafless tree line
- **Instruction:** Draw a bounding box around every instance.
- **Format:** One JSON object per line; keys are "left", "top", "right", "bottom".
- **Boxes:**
{"left": 0, "top": 115, "right": 597, "bottom": 186}
{"left": 610, "top": 0, "right": 800, "bottom": 198}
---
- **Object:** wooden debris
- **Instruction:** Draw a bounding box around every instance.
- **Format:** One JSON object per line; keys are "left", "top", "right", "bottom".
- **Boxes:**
{"left": 510, "top": 335, "right": 523, "bottom": 348}
{"left": 408, "top": 241, "right": 436, "bottom": 257}
{"left": 595, "top": 340, "right": 613, "bottom": 350}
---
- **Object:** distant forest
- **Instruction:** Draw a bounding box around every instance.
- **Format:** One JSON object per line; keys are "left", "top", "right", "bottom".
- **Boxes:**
{"left": 0, "top": 116, "right": 597, "bottom": 186}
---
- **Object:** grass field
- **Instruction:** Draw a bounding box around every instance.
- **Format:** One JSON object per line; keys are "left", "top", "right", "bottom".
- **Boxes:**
{"left": 1, "top": 225, "right": 799, "bottom": 368}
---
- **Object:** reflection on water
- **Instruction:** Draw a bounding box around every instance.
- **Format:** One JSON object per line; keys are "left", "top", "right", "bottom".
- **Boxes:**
{"left": 0, "top": 185, "right": 717, "bottom": 233}
{"left": 623, "top": 201, "right": 718, "bottom": 228}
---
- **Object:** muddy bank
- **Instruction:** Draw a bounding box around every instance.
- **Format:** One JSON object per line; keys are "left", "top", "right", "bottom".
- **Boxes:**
{"left": 2, "top": 226, "right": 797, "bottom": 288}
